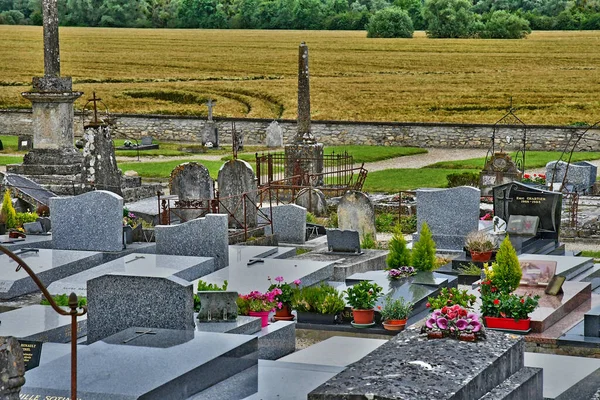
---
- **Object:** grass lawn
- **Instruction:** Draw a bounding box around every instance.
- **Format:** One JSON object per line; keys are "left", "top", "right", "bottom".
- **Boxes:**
{"left": 0, "top": 155, "right": 23, "bottom": 165}
{"left": 0, "top": 135, "right": 26, "bottom": 153}
{"left": 363, "top": 168, "right": 479, "bottom": 193}
{"left": 119, "top": 159, "right": 225, "bottom": 178}
{"left": 425, "top": 151, "right": 600, "bottom": 170}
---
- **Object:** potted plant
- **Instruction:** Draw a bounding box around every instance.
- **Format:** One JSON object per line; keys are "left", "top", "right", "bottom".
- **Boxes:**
{"left": 267, "top": 276, "right": 301, "bottom": 321}
{"left": 421, "top": 305, "right": 484, "bottom": 341}
{"left": 378, "top": 296, "right": 413, "bottom": 331}
{"left": 236, "top": 289, "right": 280, "bottom": 327}
{"left": 1, "top": 190, "right": 17, "bottom": 234}
{"left": 426, "top": 287, "right": 477, "bottom": 311}
{"left": 292, "top": 284, "right": 346, "bottom": 324}
{"left": 465, "top": 230, "right": 495, "bottom": 262}
{"left": 387, "top": 266, "right": 417, "bottom": 281}
{"left": 123, "top": 208, "right": 138, "bottom": 244}
{"left": 344, "top": 280, "right": 383, "bottom": 325}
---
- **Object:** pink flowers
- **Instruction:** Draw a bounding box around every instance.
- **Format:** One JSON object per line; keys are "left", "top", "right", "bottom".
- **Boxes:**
{"left": 275, "top": 276, "right": 285, "bottom": 283}
{"left": 293, "top": 279, "right": 301, "bottom": 285}
{"left": 423, "top": 306, "right": 483, "bottom": 339}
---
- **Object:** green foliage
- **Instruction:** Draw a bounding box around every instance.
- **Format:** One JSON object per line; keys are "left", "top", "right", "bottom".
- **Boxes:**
{"left": 411, "top": 222, "right": 436, "bottom": 271}
{"left": 492, "top": 236, "right": 522, "bottom": 293}
{"left": 326, "top": 212, "right": 338, "bottom": 228}
{"left": 291, "top": 284, "right": 346, "bottom": 314}
{"left": 423, "top": 0, "right": 479, "bottom": 38}
{"left": 427, "top": 287, "right": 477, "bottom": 310}
{"left": 344, "top": 280, "right": 383, "bottom": 310}
{"left": 15, "top": 211, "right": 38, "bottom": 227}
{"left": 306, "top": 212, "right": 317, "bottom": 224}
{"left": 197, "top": 279, "right": 228, "bottom": 291}
{"left": 480, "top": 292, "right": 540, "bottom": 321}
{"left": 41, "top": 294, "right": 87, "bottom": 308}
{"left": 446, "top": 172, "right": 479, "bottom": 188}
{"left": 367, "top": 7, "right": 414, "bottom": 38}
{"left": 0, "top": 190, "right": 16, "bottom": 229}
{"left": 378, "top": 296, "right": 413, "bottom": 321}
{"left": 361, "top": 232, "right": 378, "bottom": 249}
{"left": 386, "top": 228, "right": 412, "bottom": 269}
{"left": 398, "top": 215, "right": 417, "bottom": 233}
{"left": 479, "top": 10, "right": 531, "bottom": 38}
{"left": 375, "top": 213, "right": 396, "bottom": 232}
{"left": 458, "top": 262, "right": 483, "bottom": 276}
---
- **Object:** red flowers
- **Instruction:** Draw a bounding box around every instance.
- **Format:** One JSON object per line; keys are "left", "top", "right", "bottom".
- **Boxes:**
{"left": 520, "top": 298, "right": 525, "bottom": 303}
{"left": 493, "top": 299, "right": 500, "bottom": 305}
{"left": 426, "top": 302, "right": 431, "bottom": 308}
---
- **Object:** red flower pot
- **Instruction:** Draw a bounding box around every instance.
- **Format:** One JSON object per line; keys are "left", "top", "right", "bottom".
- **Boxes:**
{"left": 459, "top": 333, "right": 476, "bottom": 342}
{"left": 352, "top": 309, "right": 374, "bottom": 325}
{"left": 249, "top": 311, "right": 270, "bottom": 327}
{"left": 484, "top": 316, "right": 531, "bottom": 331}
{"left": 427, "top": 331, "right": 443, "bottom": 339}
{"left": 383, "top": 319, "right": 407, "bottom": 332}
{"left": 274, "top": 304, "right": 294, "bottom": 321}
{"left": 471, "top": 251, "right": 492, "bottom": 262}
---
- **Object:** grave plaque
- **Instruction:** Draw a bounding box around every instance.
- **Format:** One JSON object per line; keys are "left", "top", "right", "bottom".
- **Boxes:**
{"left": 519, "top": 260, "right": 557, "bottom": 286}
{"left": 326, "top": 229, "right": 361, "bottom": 254}
{"left": 479, "top": 153, "right": 522, "bottom": 196}
{"left": 506, "top": 215, "right": 540, "bottom": 236}
{"left": 19, "top": 339, "right": 43, "bottom": 371}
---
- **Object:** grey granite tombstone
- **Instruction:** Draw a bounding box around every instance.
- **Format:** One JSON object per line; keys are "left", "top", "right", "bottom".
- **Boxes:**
{"left": 81, "top": 124, "right": 122, "bottom": 196}
{"left": 326, "top": 229, "right": 361, "bottom": 253}
{"left": 415, "top": 186, "right": 480, "bottom": 250}
{"left": 0, "top": 336, "right": 25, "bottom": 399}
{"left": 295, "top": 187, "right": 327, "bottom": 217}
{"left": 141, "top": 136, "right": 153, "bottom": 146}
{"left": 50, "top": 191, "right": 123, "bottom": 252}
{"left": 37, "top": 217, "right": 51, "bottom": 233}
{"left": 197, "top": 291, "right": 239, "bottom": 322}
{"left": 546, "top": 160, "right": 597, "bottom": 194}
{"left": 87, "top": 274, "right": 195, "bottom": 343}
{"left": 23, "top": 221, "right": 44, "bottom": 234}
{"left": 217, "top": 159, "right": 257, "bottom": 229}
{"left": 337, "top": 191, "right": 376, "bottom": 241}
{"left": 266, "top": 121, "right": 283, "bottom": 148}
{"left": 155, "top": 214, "right": 229, "bottom": 270}
{"left": 259, "top": 204, "right": 306, "bottom": 244}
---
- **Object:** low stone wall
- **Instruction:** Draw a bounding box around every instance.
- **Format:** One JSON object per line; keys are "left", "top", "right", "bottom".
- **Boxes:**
{"left": 1, "top": 109, "right": 599, "bottom": 151}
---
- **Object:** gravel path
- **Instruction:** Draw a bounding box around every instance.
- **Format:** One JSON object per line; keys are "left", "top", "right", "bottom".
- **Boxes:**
{"left": 362, "top": 148, "right": 486, "bottom": 172}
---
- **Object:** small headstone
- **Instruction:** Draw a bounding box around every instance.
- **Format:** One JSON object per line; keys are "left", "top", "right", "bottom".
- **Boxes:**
{"left": 155, "top": 214, "right": 229, "bottom": 270}
{"left": 201, "top": 123, "right": 219, "bottom": 148}
{"left": 23, "top": 221, "right": 44, "bottom": 234}
{"left": 416, "top": 186, "right": 480, "bottom": 250}
{"left": 479, "top": 153, "right": 522, "bottom": 196}
{"left": 169, "top": 162, "right": 214, "bottom": 201}
{"left": 266, "top": 121, "right": 284, "bottom": 148}
{"left": 337, "top": 191, "right": 376, "bottom": 241}
{"left": 295, "top": 187, "right": 327, "bottom": 217}
{"left": 17, "top": 135, "right": 33, "bottom": 151}
{"left": 506, "top": 215, "right": 540, "bottom": 236}
{"left": 326, "top": 229, "right": 361, "bottom": 253}
{"left": 37, "top": 217, "right": 51, "bottom": 233}
{"left": 546, "top": 160, "right": 597, "bottom": 194}
{"left": 217, "top": 160, "right": 258, "bottom": 228}
{"left": 0, "top": 336, "right": 25, "bottom": 396}
{"left": 50, "top": 190, "right": 123, "bottom": 252}
{"left": 197, "top": 291, "right": 239, "bottom": 322}
{"left": 259, "top": 204, "right": 306, "bottom": 244}
{"left": 87, "top": 274, "right": 195, "bottom": 343}
{"left": 141, "top": 136, "right": 153, "bottom": 146}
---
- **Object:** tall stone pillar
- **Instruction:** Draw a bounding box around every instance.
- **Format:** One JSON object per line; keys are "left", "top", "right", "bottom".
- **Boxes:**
{"left": 0, "top": 336, "right": 25, "bottom": 400}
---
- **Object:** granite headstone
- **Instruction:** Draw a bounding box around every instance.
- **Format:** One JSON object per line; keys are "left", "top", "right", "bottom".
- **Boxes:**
{"left": 259, "top": 204, "right": 306, "bottom": 244}
{"left": 217, "top": 159, "right": 257, "bottom": 229}
{"left": 415, "top": 186, "right": 480, "bottom": 250}
{"left": 546, "top": 160, "right": 597, "bottom": 194}
{"left": 337, "top": 191, "right": 376, "bottom": 241}
{"left": 266, "top": 121, "right": 283, "bottom": 148}
{"left": 169, "top": 162, "right": 214, "bottom": 201}
{"left": 295, "top": 187, "right": 327, "bottom": 217}
{"left": 50, "top": 190, "right": 123, "bottom": 252}
{"left": 87, "top": 274, "right": 195, "bottom": 343}
{"left": 23, "top": 221, "right": 44, "bottom": 234}
{"left": 326, "top": 229, "right": 361, "bottom": 253}
{"left": 155, "top": 214, "right": 229, "bottom": 270}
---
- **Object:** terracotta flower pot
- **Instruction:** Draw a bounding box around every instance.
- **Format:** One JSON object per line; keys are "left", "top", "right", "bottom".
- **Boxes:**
{"left": 352, "top": 308, "right": 374, "bottom": 325}
{"left": 484, "top": 316, "right": 531, "bottom": 331}
{"left": 383, "top": 319, "right": 407, "bottom": 332}
{"left": 471, "top": 251, "right": 492, "bottom": 262}
{"left": 249, "top": 311, "right": 270, "bottom": 327}
{"left": 274, "top": 304, "right": 294, "bottom": 321}
{"left": 459, "top": 333, "right": 476, "bottom": 342}
{"left": 427, "top": 331, "right": 443, "bottom": 339}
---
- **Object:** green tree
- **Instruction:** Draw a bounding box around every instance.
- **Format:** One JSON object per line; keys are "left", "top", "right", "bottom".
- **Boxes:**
{"left": 177, "top": 0, "right": 228, "bottom": 28}
{"left": 423, "top": 0, "right": 478, "bottom": 38}
{"left": 412, "top": 222, "right": 437, "bottom": 271}
{"left": 98, "top": 0, "right": 150, "bottom": 27}
{"left": 367, "top": 6, "right": 414, "bottom": 37}
{"left": 1, "top": 190, "right": 17, "bottom": 230}
{"left": 492, "top": 235, "right": 521, "bottom": 293}
{"left": 386, "top": 227, "right": 412, "bottom": 269}
{"left": 0, "top": 9, "right": 24, "bottom": 23}
{"left": 479, "top": 10, "right": 531, "bottom": 38}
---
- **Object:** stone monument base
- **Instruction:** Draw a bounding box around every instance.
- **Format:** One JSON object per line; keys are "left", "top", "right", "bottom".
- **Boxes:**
{"left": 284, "top": 143, "right": 324, "bottom": 185}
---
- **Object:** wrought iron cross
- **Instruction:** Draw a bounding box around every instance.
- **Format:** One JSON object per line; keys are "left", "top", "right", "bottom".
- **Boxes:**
{"left": 122, "top": 329, "right": 157, "bottom": 344}
{"left": 88, "top": 92, "right": 102, "bottom": 125}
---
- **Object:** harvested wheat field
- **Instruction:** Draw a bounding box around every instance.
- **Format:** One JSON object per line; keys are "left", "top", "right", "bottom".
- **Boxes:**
{"left": 1, "top": 26, "right": 600, "bottom": 125}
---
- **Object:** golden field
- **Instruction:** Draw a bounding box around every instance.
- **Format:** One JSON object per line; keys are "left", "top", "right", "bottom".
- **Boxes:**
{"left": 1, "top": 26, "right": 600, "bottom": 125}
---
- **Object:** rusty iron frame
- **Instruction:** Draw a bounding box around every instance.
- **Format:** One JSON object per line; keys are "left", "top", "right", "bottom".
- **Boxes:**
{"left": 0, "top": 245, "right": 86, "bottom": 400}
{"left": 484, "top": 99, "right": 528, "bottom": 173}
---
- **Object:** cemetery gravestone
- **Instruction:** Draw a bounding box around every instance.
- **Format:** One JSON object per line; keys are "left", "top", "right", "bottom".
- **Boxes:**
{"left": 87, "top": 274, "right": 195, "bottom": 343}
{"left": 197, "top": 291, "right": 239, "bottom": 322}
{"left": 141, "top": 136, "right": 153, "bottom": 146}
{"left": 50, "top": 190, "right": 123, "bottom": 252}
{"left": 546, "top": 160, "right": 597, "bottom": 194}
{"left": 155, "top": 214, "right": 229, "bottom": 270}
{"left": 327, "top": 229, "right": 361, "bottom": 253}
{"left": 23, "top": 221, "right": 44, "bottom": 235}
{"left": 217, "top": 160, "right": 258, "bottom": 229}
{"left": 416, "top": 186, "right": 480, "bottom": 250}
{"left": 295, "top": 187, "right": 327, "bottom": 217}
{"left": 479, "top": 153, "right": 522, "bottom": 196}
{"left": 17, "top": 135, "right": 33, "bottom": 151}
{"left": 169, "top": 162, "right": 214, "bottom": 222}
{"left": 266, "top": 121, "right": 284, "bottom": 148}
{"left": 201, "top": 99, "right": 218, "bottom": 147}
{"left": 337, "top": 191, "right": 376, "bottom": 241}
{"left": 81, "top": 120, "right": 122, "bottom": 196}
{"left": 259, "top": 204, "right": 306, "bottom": 244}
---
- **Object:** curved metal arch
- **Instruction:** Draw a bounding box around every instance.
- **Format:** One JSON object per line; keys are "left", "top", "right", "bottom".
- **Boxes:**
{"left": 484, "top": 99, "right": 527, "bottom": 173}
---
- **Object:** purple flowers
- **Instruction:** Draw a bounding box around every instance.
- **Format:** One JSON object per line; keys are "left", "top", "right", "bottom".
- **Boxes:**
{"left": 422, "top": 305, "right": 484, "bottom": 340}
{"left": 387, "top": 266, "right": 417, "bottom": 280}
{"left": 275, "top": 276, "right": 285, "bottom": 283}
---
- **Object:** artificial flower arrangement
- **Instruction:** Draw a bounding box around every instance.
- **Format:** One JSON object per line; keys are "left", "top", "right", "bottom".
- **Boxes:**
{"left": 421, "top": 305, "right": 485, "bottom": 341}
{"left": 387, "top": 266, "right": 417, "bottom": 281}
{"left": 522, "top": 173, "right": 546, "bottom": 185}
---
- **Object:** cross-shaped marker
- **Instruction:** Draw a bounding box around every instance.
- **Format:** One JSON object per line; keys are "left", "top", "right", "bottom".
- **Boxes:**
{"left": 122, "top": 328, "right": 157, "bottom": 344}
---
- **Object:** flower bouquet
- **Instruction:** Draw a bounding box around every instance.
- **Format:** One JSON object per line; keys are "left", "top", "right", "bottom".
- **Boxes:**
{"left": 421, "top": 305, "right": 485, "bottom": 341}
{"left": 237, "top": 289, "right": 281, "bottom": 327}
{"left": 522, "top": 173, "right": 546, "bottom": 185}
{"left": 267, "top": 276, "right": 301, "bottom": 320}
{"left": 387, "top": 266, "right": 416, "bottom": 281}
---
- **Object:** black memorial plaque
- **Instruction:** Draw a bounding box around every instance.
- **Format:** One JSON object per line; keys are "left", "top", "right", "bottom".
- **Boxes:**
{"left": 19, "top": 339, "right": 43, "bottom": 371}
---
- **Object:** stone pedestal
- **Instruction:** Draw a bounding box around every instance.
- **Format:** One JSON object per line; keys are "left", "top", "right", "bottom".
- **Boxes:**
{"left": 284, "top": 143, "right": 324, "bottom": 185}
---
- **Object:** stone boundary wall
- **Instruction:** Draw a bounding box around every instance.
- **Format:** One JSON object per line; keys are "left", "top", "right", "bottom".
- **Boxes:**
{"left": 1, "top": 109, "right": 598, "bottom": 151}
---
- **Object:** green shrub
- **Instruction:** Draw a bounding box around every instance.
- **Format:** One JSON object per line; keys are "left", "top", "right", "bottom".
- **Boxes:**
{"left": 398, "top": 215, "right": 417, "bottom": 233}
{"left": 427, "top": 287, "right": 476, "bottom": 310}
{"left": 386, "top": 228, "right": 412, "bottom": 269}
{"left": 375, "top": 212, "right": 397, "bottom": 232}
{"left": 412, "top": 222, "right": 437, "bottom": 271}
{"left": 326, "top": 212, "right": 338, "bottom": 228}
{"left": 0, "top": 190, "right": 17, "bottom": 230}
{"left": 492, "top": 236, "right": 522, "bottom": 293}
{"left": 292, "top": 284, "right": 346, "bottom": 315}
{"left": 16, "top": 211, "right": 39, "bottom": 227}
{"left": 41, "top": 294, "right": 87, "bottom": 308}
{"left": 344, "top": 280, "right": 383, "bottom": 310}
{"left": 446, "top": 172, "right": 479, "bottom": 188}
{"left": 479, "top": 11, "right": 531, "bottom": 39}
{"left": 361, "top": 232, "right": 378, "bottom": 249}
{"left": 423, "top": 0, "right": 478, "bottom": 38}
{"left": 306, "top": 212, "right": 317, "bottom": 224}
{"left": 367, "top": 7, "right": 414, "bottom": 38}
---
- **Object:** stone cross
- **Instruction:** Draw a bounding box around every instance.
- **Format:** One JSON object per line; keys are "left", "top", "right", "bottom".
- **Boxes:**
{"left": 297, "top": 42, "right": 315, "bottom": 143}
{"left": 42, "top": 0, "right": 61, "bottom": 77}
{"left": 207, "top": 99, "right": 216, "bottom": 122}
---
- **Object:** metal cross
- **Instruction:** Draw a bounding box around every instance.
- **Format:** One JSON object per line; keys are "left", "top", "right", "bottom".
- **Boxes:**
{"left": 87, "top": 92, "right": 102, "bottom": 125}
{"left": 122, "top": 329, "right": 157, "bottom": 344}
{"left": 125, "top": 255, "right": 145, "bottom": 264}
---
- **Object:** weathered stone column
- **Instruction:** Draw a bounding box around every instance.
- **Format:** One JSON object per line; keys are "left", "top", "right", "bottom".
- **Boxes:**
{"left": 0, "top": 336, "right": 25, "bottom": 400}
{"left": 297, "top": 42, "right": 314, "bottom": 144}
{"left": 82, "top": 122, "right": 123, "bottom": 196}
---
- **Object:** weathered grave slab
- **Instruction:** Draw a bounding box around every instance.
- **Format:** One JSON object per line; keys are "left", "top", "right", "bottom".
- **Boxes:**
{"left": 169, "top": 162, "right": 214, "bottom": 201}
{"left": 266, "top": 120, "right": 283, "bottom": 147}
{"left": 81, "top": 125, "right": 122, "bottom": 196}
{"left": 22, "top": 328, "right": 258, "bottom": 400}
{"left": 217, "top": 159, "right": 258, "bottom": 228}
{"left": 50, "top": 190, "right": 123, "bottom": 252}
{"left": 295, "top": 187, "right": 327, "bottom": 216}
{"left": 416, "top": 186, "right": 480, "bottom": 250}
{"left": 155, "top": 214, "right": 229, "bottom": 270}
{"left": 47, "top": 253, "right": 215, "bottom": 296}
{"left": 337, "top": 191, "right": 376, "bottom": 240}
{"left": 87, "top": 274, "right": 195, "bottom": 343}
{"left": 259, "top": 204, "right": 306, "bottom": 244}
{"left": 326, "top": 229, "right": 361, "bottom": 253}
{"left": 0, "top": 305, "right": 87, "bottom": 342}
{"left": 0, "top": 249, "right": 103, "bottom": 299}
{"left": 479, "top": 152, "right": 522, "bottom": 196}
{"left": 294, "top": 249, "right": 388, "bottom": 281}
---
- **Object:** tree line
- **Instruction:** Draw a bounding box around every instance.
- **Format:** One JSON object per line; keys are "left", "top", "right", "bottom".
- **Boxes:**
{"left": 1, "top": 0, "right": 599, "bottom": 34}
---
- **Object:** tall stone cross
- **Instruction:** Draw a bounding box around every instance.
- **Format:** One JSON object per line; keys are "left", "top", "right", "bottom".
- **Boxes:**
{"left": 43, "top": 0, "right": 60, "bottom": 78}
{"left": 297, "top": 42, "right": 315, "bottom": 144}
{"left": 207, "top": 99, "right": 216, "bottom": 122}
